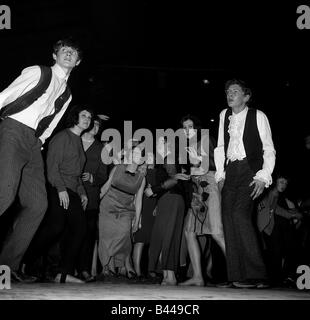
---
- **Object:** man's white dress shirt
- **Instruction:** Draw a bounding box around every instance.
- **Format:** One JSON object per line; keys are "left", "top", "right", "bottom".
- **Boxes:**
{"left": 214, "top": 107, "right": 276, "bottom": 187}
{"left": 0, "top": 64, "right": 71, "bottom": 144}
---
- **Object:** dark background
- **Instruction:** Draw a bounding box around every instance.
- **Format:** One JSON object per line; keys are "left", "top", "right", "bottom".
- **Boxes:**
{"left": 0, "top": 0, "right": 309, "bottom": 199}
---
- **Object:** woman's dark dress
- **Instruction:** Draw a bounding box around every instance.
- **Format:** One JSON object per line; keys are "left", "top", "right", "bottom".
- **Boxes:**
{"left": 148, "top": 163, "right": 186, "bottom": 272}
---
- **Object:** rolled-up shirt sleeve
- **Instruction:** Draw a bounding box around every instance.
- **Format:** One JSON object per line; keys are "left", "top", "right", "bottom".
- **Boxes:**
{"left": 0, "top": 66, "right": 40, "bottom": 110}
{"left": 253, "top": 110, "right": 276, "bottom": 187}
{"left": 214, "top": 109, "right": 226, "bottom": 182}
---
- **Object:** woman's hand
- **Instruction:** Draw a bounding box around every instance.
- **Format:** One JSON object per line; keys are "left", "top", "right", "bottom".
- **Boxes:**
{"left": 82, "top": 172, "right": 93, "bottom": 183}
{"left": 186, "top": 146, "right": 201, "bottom": 165}
{"left": 174, "top": 173, "right": 190, "bottom": 181}
{"left": 144, "top": 185, "right": 154, "bottom": 197}
{"left": 97, "top": 114, "right": 110, "bottom": 121}
{"left": 58, "top": 191, "right": 69, "bottom": 210}
{"left": 138, "top": 215, "right": 142, "bottom": 229}
{"left": 80, "top": 194, "right": 88, "bottom": 211}
{"left": 289, "top": 210, "right": 303, "bottom": 220}
{"left": 132, "top": 216, "right": 140, "bottom": 233}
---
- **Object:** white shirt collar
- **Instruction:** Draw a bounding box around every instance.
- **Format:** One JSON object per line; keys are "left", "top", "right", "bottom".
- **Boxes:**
{"left": 52, "top": 64, "right": 70, "bottom": 81}
{"left": 232, "top": 106, "right": 248, "bottom": 118}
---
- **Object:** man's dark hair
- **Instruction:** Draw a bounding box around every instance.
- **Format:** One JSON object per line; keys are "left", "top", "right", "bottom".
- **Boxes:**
{"left": 180, "top": 114, "right": 202, "bottom": 130}
{"left": 225, "top": 79, "right": 252, "bottom": 99}
{"left": 66, "top": 105, "right": 94, "bottom": 128}
{"left": 53, "top": 37, "right": 83, "bottom": 60}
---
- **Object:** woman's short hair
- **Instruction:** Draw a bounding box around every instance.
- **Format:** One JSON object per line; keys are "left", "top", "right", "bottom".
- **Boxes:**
{"left": 53, "top": 37, "right": 83, "bottom": 60}
{"left": 180, "top": 114, "right": 202, "bottom": 130}
{"left": 84, "top": 115, "right": 103, "bottom": 134}
{"left": 66, "top": 105, "right": 94, "bottom": 128}
{"left": 272, "top": 172, "right": 290, "bottom": 187}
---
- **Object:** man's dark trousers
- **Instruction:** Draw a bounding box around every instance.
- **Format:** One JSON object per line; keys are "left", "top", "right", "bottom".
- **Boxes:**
{"left": 221, "top": 158, "right": 267, "bottom": 282}
{"left": 0, "top": 118, "right": 47, "bottom": 271}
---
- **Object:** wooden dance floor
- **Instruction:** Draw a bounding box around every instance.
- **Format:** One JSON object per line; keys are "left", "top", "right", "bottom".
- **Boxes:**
{"left": 0, "top": 282, "right": 309, "bottom": 300}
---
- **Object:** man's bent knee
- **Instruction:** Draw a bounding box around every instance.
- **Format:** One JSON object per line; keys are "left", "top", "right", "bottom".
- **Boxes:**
{"left": 26, "top": 194, "right": 48, "bottom": 219}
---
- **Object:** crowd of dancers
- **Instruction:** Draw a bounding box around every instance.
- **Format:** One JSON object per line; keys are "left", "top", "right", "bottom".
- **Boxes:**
{"left": 0, "top": 38, "right": 309, "bottom": 289}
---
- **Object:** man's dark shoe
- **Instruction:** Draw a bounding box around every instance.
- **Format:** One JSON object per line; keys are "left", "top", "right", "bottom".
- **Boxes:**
{"left": 11, "top": 270, "right": 37, "bottom": 283}
{"left": 232, "top": 281, "right": 257, "bottom": 288}
{"left": 256, "top": 281, "right": 271, "bottom": 289}
{"left": 215, "top": 281, "right": 233, "bottom": 288}
{"left": 282, "top": 277, "right": 296, "bottom": 289}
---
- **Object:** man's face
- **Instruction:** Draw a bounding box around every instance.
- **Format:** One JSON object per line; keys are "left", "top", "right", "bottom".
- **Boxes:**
{"left": 77, "top": 110, "right": 92, "bottom": 131}
{"left": 53, "top": 46, "right": 81, "bottom": 71}
{"left": 276, "top": 178, "right": 288, "bottom": 193}
{"left": 226, "top": 84, "right": 249, "bottom": 109}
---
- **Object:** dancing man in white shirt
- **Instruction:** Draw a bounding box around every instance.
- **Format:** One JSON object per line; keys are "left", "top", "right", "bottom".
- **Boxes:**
{"left": 214, "top": 79, "right": 276, "bottom": 288}
{"left": 0, "top": 38, "right": 82, "bottom": 282}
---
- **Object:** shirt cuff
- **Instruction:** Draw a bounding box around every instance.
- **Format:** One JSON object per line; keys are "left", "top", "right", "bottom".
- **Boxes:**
{"left": 215, "top": 171, "right": 225, "bottom": 183}
{"left": 254, "top": 170, "right": 272, "bottom": 188}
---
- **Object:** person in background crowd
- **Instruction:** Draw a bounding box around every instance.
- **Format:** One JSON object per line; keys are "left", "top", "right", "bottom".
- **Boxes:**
{"left": 132, "top": 153, "right": 157, "bottom": 280}
{"left": 23, "top": 105, "right": 93, "bottom": 283}
{"left": 257, "top": 174, "right": 303, "bottom": 287}
{"left": 98, "top": 145, "right": 146, "bottom": 279}
{"left": 179, "top": 115, "right": 225, "bottom": 287}
{"left": 76, "top": 116, "right": 108, "bottom": 282}
{"left": 148, "top": 136, "right": 188, "bottom": 285}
